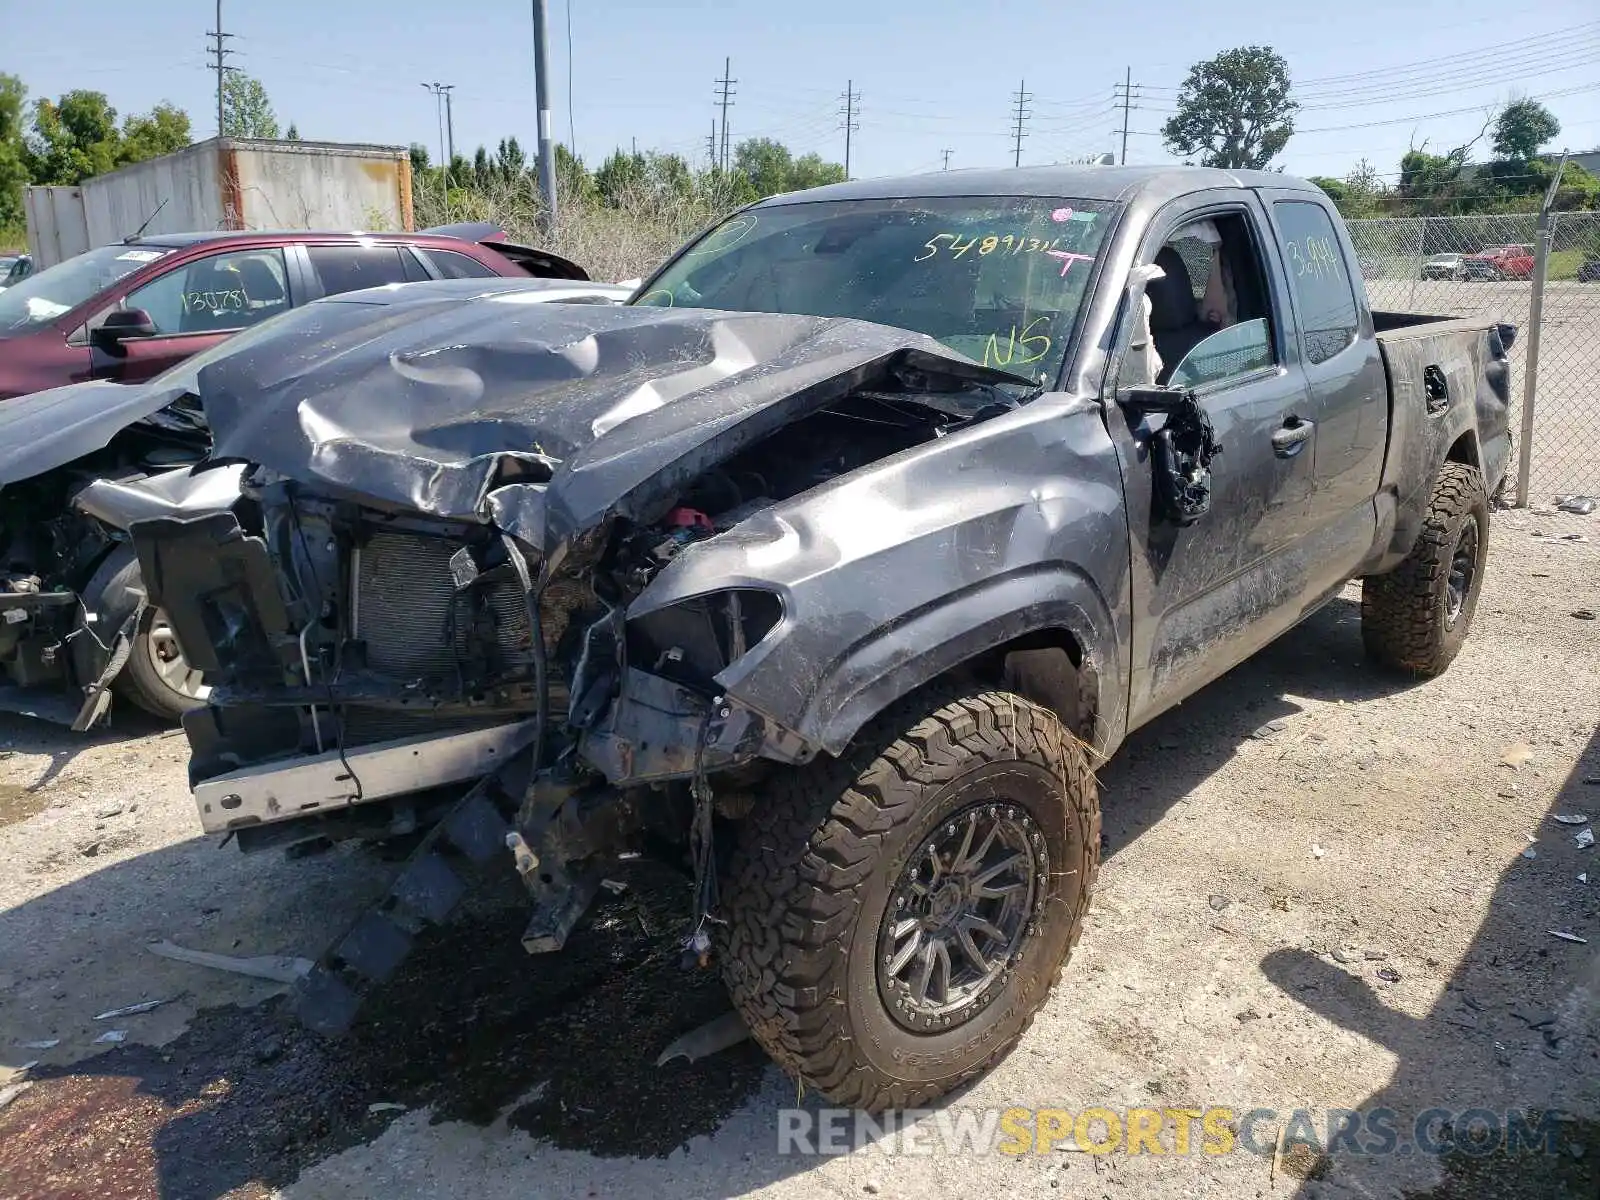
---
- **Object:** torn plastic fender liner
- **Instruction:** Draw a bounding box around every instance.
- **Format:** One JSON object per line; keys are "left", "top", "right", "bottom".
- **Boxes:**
{"left": 192, "top": 301, "right": 1031, "bottom": 553}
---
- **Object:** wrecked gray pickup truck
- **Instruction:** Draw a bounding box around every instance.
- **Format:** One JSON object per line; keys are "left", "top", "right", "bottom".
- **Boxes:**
{"left": 128, "top": 166, "right": 1514, "bottom": 1112}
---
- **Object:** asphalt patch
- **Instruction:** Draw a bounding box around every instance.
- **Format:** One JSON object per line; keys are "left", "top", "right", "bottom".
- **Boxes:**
{"left": 0, "top": 862, "right": 770, "bottom": 1199}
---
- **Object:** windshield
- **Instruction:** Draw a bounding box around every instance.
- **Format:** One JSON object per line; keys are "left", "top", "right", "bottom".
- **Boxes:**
{"left": 634, "top": 195, "right": 1116, "bottom": 385}
{"left": 0, "top": 244, "right": 171, "bottom": 336}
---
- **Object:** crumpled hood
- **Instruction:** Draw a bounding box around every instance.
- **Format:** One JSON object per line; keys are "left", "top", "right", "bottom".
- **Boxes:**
{"left": 0, "top": 377, "right": 199, "bottom": 488}
{"left": 197, "top": 293, "right": 1030, "bottom": 550}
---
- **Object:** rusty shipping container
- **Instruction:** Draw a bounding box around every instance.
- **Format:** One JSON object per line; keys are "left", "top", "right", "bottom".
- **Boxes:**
{"left": 24, "top": 137, "right": 415, "bottom": 269}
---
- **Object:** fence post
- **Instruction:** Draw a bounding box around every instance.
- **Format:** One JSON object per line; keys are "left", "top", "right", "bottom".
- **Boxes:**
{"left": 1514, "top": 158, "right": 1570, "bottom": 507}
{"left": 1406, "top": 218, "right": 1425, "bottom": 311}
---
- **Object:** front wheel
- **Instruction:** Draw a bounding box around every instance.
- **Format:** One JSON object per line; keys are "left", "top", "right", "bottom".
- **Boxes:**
{"left": 81, "top": 545, "right": 210, "bottom": 721}
{"left": 1361, "top": 462, "right": 1489, "bottom": 677}
{"left": 718, "top": 690, "right": 1099, "bottom": 1112}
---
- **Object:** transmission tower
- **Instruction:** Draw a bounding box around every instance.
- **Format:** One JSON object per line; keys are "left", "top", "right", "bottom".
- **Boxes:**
{"left": 840, "top": 80, "right": 861, "bottom": 178}
{"left": 1011, "top": 80, "right": 1032, "bottom": 168}
{"left": 206, "top": 0, "right": 237, "bottom": 138}
{"left": 714, "top": 58, "right": 737, "bottom": 173}
{"left": 1113, "top": 68, "right": 1141, "bottom": 165}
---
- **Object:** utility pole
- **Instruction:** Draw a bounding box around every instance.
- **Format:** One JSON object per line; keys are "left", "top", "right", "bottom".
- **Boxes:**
{"left": 531, "top": 0, "right": 558, "bottom": 228}
{"left": 443, "top": 85, "right": 455, "bottom": 165}
{"left": 706, "top": 122, "right": 717, "bottom": 168}
{"left": 715, "top": 57, "right": 736, "bottom": 173}
{"left": 1113, "top": 67, "right": 1139, "bottom": 166}
{"left": 421, "top": 83, "right": 450, "bottom": 172}
{"left": 941, "top": 149, "right": 953, "bottom": 170}
{"left": 206, "top": 0, "right": 235, "bottom": 138}
{"left": 1010, "top": 80, "right": 1032, "bottom": 168}
{"left": 840, "top": 80, "right": 861, "bottom": 179}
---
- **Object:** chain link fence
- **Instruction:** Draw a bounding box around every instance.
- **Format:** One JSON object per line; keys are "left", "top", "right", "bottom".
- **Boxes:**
{"left": 1346, "top": 211, "right": 1600, "bottom": 502}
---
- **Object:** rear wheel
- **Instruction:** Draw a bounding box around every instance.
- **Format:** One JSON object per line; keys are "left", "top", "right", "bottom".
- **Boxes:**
{"left": 718, "top": 689, "right": 1099, "bottom": 1111}
{"left": 1361, "top": 462, "right": 1489, "bottom": 677}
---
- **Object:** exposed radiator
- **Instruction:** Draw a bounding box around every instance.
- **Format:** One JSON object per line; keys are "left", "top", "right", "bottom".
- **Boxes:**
{"left": 342, "top": 529, "right": 583, "bottom": 747}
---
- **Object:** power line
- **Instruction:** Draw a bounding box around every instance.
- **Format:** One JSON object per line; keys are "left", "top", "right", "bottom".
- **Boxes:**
{"left": 1294, "top": 19, "right": 1600, "bottom": 89}
{"left": 1295, "top": 81, "right": 1598, "bottom": 135}
{"left": 840, "top": 80, "right": 861, "bottom": 178}
{"left": 714, "top": 57, "right": 737, "bottom": 172}
{"left": 1010, "top": 80, "right": 1032, "bottom": 168}
{"left": 941, "top": 148, "right": 953, "bottom": 170}
{"left": 206, "top": 0, "right": 237, "bottom": 138}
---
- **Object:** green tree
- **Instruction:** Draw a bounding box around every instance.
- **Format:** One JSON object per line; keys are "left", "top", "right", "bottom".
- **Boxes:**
{"left": 25, "top": 90, "right": 122, "bottom": 184}
{"left": 0, "top": 74, "right": 28, "bottom": 235}
{"left": 788, "top": 152, "right": 845, "bottom": 191}
{"left": 494, "top": 136, "right": 527, "bottom": 183}
{"left": 552, "top": 143, "right": 592, "bottom": 202}
{"left": 285, "top": 122, "right": 301, "bottom": 140}
{"left": 1161, "top": 46, "right": 1297, "bottom": 170}
{"left": 221, "top": 71, "right": 279, "bottom": 138}
{"left": 1492, "top": 98, "right": 1560, "bottom": 163}
{"left": 118, "top": 102, "right": 191, "bottom": 164}
{"left": 594, "top": 148, "right": 648, "bottom": 204}
{"left": 733, "top": 137, "right": 795, "bottom": 197}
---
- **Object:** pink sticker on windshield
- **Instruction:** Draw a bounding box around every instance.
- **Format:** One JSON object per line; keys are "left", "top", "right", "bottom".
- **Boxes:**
{"left": 1050, "top": 207, "right": 1075, "bottom": 223}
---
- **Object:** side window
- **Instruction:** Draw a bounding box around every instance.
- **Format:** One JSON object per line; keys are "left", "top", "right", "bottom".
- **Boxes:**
{"left": 1272, "top": 200, "right": 1359, "bottom": 366}
{"left": 124, "top": 248, "right": 291, "bottom": 335}
{"left": 418, "top": 248, "right": 499, "bottom": 279}
{"left": 1141, "top": 211, "right": 1277, "bottom": 389}
{"left": 306, "top": 245, "right": 417, "bottom": 296}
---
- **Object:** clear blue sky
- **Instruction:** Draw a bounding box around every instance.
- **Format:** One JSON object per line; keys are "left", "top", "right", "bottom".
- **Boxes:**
{"left": 11, "top": 0, "right": 1600, "bottom": 185}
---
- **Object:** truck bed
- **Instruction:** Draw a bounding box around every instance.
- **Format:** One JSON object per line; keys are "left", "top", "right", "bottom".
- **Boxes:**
{"left": 1369, "top": 311, "right": 1513, "bottom": 569}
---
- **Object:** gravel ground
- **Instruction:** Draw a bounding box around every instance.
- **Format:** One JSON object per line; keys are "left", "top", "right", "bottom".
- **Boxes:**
{"left": 0, "top": 508, "right": 1596, "bottom": 1200}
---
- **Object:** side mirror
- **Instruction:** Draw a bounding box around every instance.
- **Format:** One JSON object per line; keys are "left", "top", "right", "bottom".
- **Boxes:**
{"left": 90, "top": 307, "right": 159, "bottom": 355}
{"left": 1117, "top": 384, "right": 1224, "bottom": 527}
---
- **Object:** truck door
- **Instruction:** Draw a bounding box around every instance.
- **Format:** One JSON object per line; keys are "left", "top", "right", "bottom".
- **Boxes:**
{"left": 1259, "top": 192, "right": 1387, "bottom": 600}
{"left": 1106, "top": 193, "right": 1319, "bottom": 727}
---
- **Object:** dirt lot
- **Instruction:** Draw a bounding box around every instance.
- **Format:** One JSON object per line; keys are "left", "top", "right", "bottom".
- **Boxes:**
{"left": 1, "top": 506, "right": 1597, "bottom": 1200}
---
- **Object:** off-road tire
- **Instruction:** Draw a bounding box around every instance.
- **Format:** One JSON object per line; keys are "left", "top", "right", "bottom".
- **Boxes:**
{"left": 82, "top": 545, "right": 208, "bottom": 722}
{"left": 1361, "top": 462, "right": 1489, "bottom": 677}
{"left": 718, "top": 689, "right": 1099, "bottom": 1112}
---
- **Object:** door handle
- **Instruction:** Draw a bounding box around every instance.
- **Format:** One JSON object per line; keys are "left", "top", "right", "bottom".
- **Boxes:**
{"left": 1271, "top": 418, "right": 1314, "bottom": 457}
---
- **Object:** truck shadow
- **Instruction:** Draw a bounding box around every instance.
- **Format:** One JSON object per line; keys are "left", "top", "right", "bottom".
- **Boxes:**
{"left": 0, "top": 593, "right": 1452, "bottom": 1199}
{"left": 0, "top": 706, "right": 173, "bottom": 795}
{"left": 1256, "top": 721, "right": 1599, "bottom": 1199}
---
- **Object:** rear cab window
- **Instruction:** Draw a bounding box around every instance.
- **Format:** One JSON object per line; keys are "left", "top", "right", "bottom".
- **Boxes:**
{"left": 1270, "top": 200, "right": 1361, "bottom": 365}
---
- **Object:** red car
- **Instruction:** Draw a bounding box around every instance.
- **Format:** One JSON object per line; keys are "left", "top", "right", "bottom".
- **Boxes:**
{"left": 1466, "top": 244, "right": 1535, "bottom": 280}
{"left": 0, "top": 223, "right": 587, "bottom": 400}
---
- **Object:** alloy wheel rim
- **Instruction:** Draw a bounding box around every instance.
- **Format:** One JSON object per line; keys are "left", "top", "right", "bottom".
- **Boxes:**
{"left": 1446, "top": 521, "right": 1479, "bottom": 626}
{"left": 877, "top": 801, "right": 1046, "bottom": 1033}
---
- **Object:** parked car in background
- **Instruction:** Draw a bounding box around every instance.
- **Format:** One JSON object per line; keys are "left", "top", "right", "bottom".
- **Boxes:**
{"left": 0, "top": 253, "right": 31, "bottom": 291}
{"left": 1421, "top": 253, "right": 1467, "bottom": 281}
{"left": 0, "top": 275, "right": 625, "bottom": 730}
{"left": 1467, "top": 244, "right": 1535, "bottom": 280}
{"left": 0, "top": 224, "right": 587, "bottom": 400}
